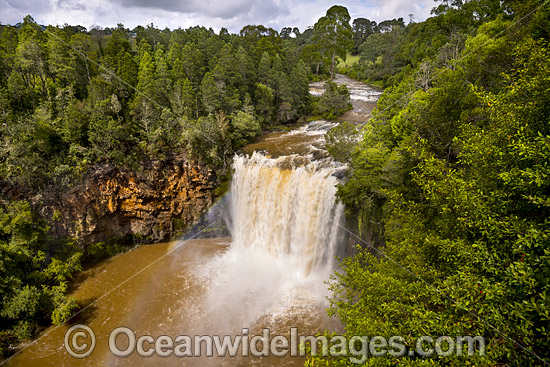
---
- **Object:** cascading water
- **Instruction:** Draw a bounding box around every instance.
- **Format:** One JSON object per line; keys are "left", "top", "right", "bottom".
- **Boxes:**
{"left": 230, "top": 152, "right": 344, "bottom": 276}
{"left": 199, "top": 77, "right": 380, "bottom": 336}
{"left": 198, "top": 150, "right": 346, "bottom": 338}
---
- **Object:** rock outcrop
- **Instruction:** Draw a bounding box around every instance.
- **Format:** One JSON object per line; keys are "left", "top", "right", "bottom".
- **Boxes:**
{"left": 40, "top": 155, "right": 217, "bottom": 245}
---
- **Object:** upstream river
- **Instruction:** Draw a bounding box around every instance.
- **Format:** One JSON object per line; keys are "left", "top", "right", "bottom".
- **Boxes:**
{"left": 7, "top": 75, "right": 381, "bottom": 366}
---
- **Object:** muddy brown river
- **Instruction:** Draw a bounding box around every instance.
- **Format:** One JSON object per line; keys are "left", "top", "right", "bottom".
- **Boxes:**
{"left": 5, "top": 75, "right": 381, "bottom": 367}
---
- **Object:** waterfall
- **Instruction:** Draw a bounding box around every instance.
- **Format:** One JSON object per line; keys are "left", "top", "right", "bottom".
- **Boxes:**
{"left": 229, "top": 152, "right": 344, "bottom": 277}
{"left": 195, "top": 151, "right": 344, "bottom": 333}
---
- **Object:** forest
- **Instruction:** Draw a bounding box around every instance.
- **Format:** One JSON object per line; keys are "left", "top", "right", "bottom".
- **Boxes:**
{"left": 319, "top": 0, "right": 550, "bottom": 366}
{"left": 0, "top": 0, "right": 548, "bottom": 365}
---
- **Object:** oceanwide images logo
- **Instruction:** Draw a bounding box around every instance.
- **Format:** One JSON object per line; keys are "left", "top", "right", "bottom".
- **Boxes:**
{"left": 64, "top": 325, "right": 486, "bottom": 363}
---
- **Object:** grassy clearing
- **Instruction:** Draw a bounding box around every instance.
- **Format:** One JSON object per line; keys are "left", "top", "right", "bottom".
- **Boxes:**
{"left": 337, "top": 53, "right": 360, "bottom": 68}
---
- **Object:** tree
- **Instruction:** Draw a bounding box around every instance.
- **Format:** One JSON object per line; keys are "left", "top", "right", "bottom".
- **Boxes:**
{"left": 312, "top": 81, "right": 351, "bottom": 119}
{"left": 312, "top": 5, "right": 354, "bottom": 80}
{"left": 68, "top": 33, "right": 93, "bottom": 98}
{"left": 213, "top": 44, "right": 241, "bottom": 88}
{"left": 352, "top": 18, "right": 377, "bottom": 53}
{"left": 154, "top": 47, "right": 172, "bottom": 107}
{"left": 229, "top": 110, "right": 260, "bottom": 148}
{"left": 0, "top": 25, "right": 19, "bottom": 84}
{"left": 102, "top": 25, "right": 131, "bottom": 71}
{"left": 280, "top": 27, "right": 299, "bottom": 40}
{"left": 200, "top": 72, "right": 222, "bottom": 114}
{"left": 300, "top": 44, "right": 324, "bottom": 75}
{"left": 280, "top": 27, "right": 293, "bottom": 39}
{"left": 7, "top": 69, "right": 32, "bottom": 110}
{"left": 47, "top": 27, "right": 74, "bottom": 89}
{"left": 181, "top": 42, "right": 204, "bottom": 88}
{"left": 254, "top": 83, "right": 275, "bottom": 127}
{"left": 235, "top": 46, "right": 255, "bottom": 91}
{"left": 182, "top": 115, "right": 224, "bottom": 167}
{"left": 171, "top": 78, "right": 195, "bottom": 118}
{"left": 136, "top": 51, "right": 155, "bottom": 97}
{"left": 132, "top": 50, "right": 159, "bottom": 141}
{"left": 0, "top": 201, "right": 82, "bottom": 356}
{"left": 257, "top": 51, "right": 273, "bottom": 87}
{"left": 116, "top": 52, "right": 138, "bottom": 101}
{"left": 325, "top": 121, "right": 360, "bottom": 163}
{"left": 376, "top": 17, "right": 405, "bottom": 33}
{"left": 289, "top": 60, "right": 310, "bottom": 114}
{"left": 15, "top": 16, "right": 49, "bottom": 96}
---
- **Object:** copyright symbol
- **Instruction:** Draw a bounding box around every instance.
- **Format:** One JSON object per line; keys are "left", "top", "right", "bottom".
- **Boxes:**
{"left": 64, "top": 324, "right": 96, "bottom": 358}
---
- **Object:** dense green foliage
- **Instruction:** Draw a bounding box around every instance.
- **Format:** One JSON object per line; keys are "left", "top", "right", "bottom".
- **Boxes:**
{"left": 0, "top": 201, "right": 81, "bottom": 356}
{"left": 341, "top": 0, "right": 515, "bottom": 87}
{"left": 312, "top": 81, "right": 352, "bottom": 120}
{"left": 4, "top": 2, "right": 547, "bottom": 365}
{"left": 0, "top": 16, "right": 313, "bottom": 190}
{"left": 315, "top": 0, "right": 550, "bottom": 366}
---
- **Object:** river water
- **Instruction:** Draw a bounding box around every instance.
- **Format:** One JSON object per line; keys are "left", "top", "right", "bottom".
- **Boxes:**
{"left": 6, "top": 75, "right": 381, "bottom": 366}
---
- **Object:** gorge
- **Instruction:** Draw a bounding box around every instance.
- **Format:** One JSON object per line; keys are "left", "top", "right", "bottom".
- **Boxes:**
{"left": 6, "top": 76, "right": 381, "bottom": 366}
{"left": 2, "top": 2, "right": 548, "bottom": 365}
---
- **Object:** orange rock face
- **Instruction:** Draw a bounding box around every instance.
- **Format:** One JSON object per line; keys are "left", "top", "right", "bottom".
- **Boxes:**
{"left": 42, "top": 155, "right": 217, "bottom": 245}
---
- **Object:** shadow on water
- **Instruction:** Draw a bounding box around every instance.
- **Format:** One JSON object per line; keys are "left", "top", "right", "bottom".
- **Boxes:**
{"left": 65, "top": 297, "right": 99, "bottom": 327}
{"left": 67, "top": 257, "right": 116, "bottom": 293}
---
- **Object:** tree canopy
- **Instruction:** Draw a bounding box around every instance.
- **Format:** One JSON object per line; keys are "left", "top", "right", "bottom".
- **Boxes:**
{"left": 312, "top": 5, "right": 354, "bottom": 80}
{"left": 314, "top": 1, "right": 550, "bottom": 365}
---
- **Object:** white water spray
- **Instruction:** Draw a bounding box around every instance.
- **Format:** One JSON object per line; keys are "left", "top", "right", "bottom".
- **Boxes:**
{"left": 198, "top": 150, "right": 345, "bottom": 333}
{"left": 230, "top": 152, "right": 344, "bottom": 277}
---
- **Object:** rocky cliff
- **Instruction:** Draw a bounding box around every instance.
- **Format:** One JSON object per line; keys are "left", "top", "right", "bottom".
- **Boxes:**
{"left": 39, "top": 155, "right": 217, "bottom": 245}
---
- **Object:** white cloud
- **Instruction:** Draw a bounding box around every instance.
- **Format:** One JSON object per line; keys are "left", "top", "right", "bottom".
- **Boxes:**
{"left": 1, "top": 0, "right": 436, "bottom": 33}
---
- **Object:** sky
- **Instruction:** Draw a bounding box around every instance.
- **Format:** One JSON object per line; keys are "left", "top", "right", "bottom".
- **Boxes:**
{"left": 0, "top": 0, "right": 436, "bottom": 33}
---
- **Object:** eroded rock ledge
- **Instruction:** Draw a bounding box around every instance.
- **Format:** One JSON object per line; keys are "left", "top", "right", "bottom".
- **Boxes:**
{"left": 40, "top": 155, "right": 217, "bottom": 245}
